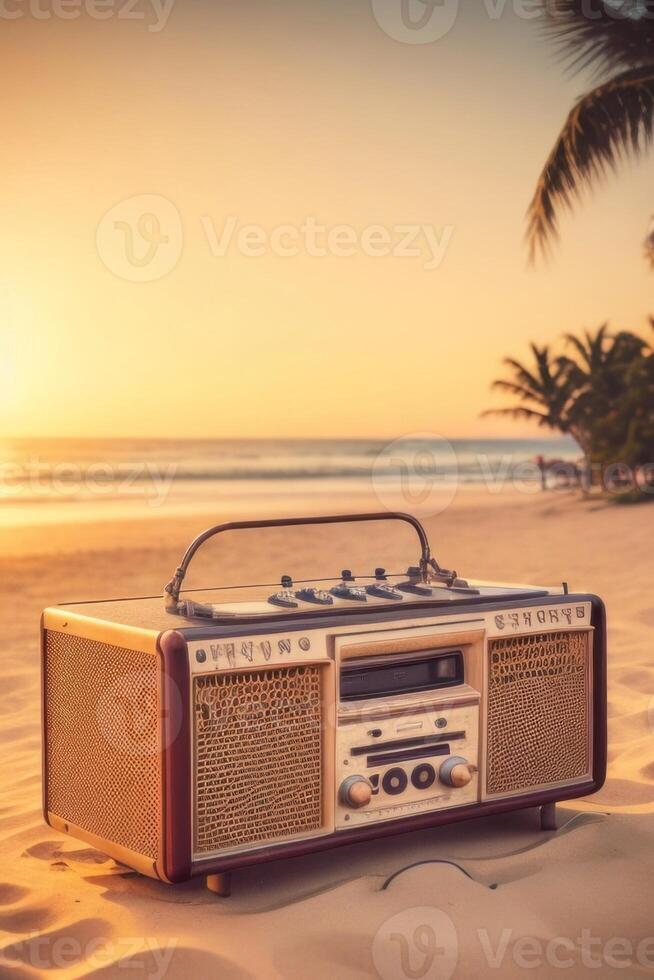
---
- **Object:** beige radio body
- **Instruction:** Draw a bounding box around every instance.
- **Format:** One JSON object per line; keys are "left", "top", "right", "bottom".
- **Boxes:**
{"left": 42, "top": 588, "right": 605, "bottom": 887}
{"left": 42, "top": 513, "right": 606, "bottom": 890}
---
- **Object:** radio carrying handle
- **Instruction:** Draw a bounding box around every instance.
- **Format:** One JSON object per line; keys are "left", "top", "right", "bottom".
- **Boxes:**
{"left": 163, "top": 512, "right": 457, "bottom": 612}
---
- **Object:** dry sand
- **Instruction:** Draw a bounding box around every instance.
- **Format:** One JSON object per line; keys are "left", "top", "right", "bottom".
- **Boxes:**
{"left": 1, "top": 489, "right": 653, "bottom": 978}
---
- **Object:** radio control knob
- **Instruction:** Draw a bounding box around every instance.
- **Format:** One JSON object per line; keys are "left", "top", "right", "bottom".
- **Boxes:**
{"left": 339, "top": 775, "right": 373, "bottom": 809}
{"left": 439, "top": 756, "right": 472, "bottom": 788}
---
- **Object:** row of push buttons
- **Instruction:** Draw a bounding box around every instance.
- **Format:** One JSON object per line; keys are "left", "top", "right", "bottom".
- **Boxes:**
{"left": 269, "top": 569, "right": 404, "bottom": 608}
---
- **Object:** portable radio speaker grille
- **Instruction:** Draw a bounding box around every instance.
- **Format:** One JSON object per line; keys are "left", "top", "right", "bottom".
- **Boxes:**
{"left": 486, "top": 629, "right": 591, "bottom": 796}
{"left": 43, "top": 630, "right": 160, "bottom": 859}
{"left": 193, "top": 664, "right": 324, "bottom": 854}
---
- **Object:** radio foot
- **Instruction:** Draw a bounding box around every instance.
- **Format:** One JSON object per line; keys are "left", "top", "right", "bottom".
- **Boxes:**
{"left": 205, "top": 872, "right": 232, "bottom": 897}
{"left": 540, "top": 802, "right": 557, "bottom": 831}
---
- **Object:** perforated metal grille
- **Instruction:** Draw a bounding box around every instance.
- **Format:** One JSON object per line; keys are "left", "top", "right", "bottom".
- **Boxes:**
{"left": 486, "top": 630, "right": 591, "bottom": 796}
{"left": 194, "top": 665, "right": 323, "bottom": 854}
{"left": 44, "top": 630, "right": 160, "bottom": 859}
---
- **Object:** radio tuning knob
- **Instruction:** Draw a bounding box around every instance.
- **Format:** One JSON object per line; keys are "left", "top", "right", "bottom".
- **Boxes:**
{"left": 339, "top": 775, "right": 373, "bottom": 809}
{"left": 439, "top": 756, "right": 472, "bottom": 788}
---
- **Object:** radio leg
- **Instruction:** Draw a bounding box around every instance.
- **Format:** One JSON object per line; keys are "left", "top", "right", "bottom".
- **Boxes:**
{"left": 205, "top": 872, "right": 232, "bottom": 897}
{"left": 540, "top": 802, "right": 557, "bottom": 831}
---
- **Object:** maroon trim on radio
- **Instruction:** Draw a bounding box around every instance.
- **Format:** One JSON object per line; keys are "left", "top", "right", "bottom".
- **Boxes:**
{"left": 158, "top": 629, "right": 192, "bottom": 883}
{"left": 589, "top": 595, "right": 608, "bottom": 792}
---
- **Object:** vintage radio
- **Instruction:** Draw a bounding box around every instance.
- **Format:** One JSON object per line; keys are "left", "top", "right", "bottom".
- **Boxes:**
{"left": 41, "top": 513, "right": 606, "bottom": 895}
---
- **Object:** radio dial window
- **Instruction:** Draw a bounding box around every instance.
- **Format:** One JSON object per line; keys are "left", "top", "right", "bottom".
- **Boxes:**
{"left": 340, "top": 650, "right": 464, "bottom": 702}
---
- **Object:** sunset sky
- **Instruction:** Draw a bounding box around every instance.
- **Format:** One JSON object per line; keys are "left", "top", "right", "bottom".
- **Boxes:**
{"left": 1, "top": 0, "right": 652, "bottom": 439}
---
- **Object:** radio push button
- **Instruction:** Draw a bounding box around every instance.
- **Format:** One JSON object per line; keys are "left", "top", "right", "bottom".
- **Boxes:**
{"left": 339, "top": 775, "right": 373, "bottom": 809}
{"left": 268, "top": 575, "right": 299, "bottom": 608}
{"left": 332, "top": 570, "right": 368, "bottom": 602}
{"left": 295, "top": 587, "right": 334, "bottom": 606}
{"left": 439, "top": 756, "right": 472, "bottom": 788}
{"left": 366, "top": 569, "right": 403, "bottom": 601}
{"left": 382, "top": 767, "right": 408, "bottom": 796}
{"left": 367, "top": 584, "right": 403, "bottom": 600}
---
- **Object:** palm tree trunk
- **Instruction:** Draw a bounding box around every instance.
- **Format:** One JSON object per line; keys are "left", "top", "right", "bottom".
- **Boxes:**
{"left": 568, "top": 427, "right": 593, "bottom": 494}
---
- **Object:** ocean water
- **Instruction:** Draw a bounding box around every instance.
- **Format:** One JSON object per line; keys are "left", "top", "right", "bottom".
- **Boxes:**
{"left": 0, "top": 436, "right": 580, "bottom": 527}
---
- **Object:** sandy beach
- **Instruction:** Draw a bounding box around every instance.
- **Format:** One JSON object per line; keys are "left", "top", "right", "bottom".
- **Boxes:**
{"left": 2, "top": 488, "right": 654, "bottom": 978}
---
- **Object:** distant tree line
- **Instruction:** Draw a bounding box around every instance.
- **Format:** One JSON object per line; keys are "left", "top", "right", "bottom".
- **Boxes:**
{"left": 484, "top": 322, "right": 654, "bottom": 497}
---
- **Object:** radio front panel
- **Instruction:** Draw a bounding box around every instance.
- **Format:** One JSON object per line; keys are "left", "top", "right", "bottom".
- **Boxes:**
{"left": 183, "top": 600, "right": 595, "bottom": 864}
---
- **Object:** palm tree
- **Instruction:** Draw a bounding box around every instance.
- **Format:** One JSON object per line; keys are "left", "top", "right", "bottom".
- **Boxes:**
{"left": 482, "top": 341, "right": 579, "bottom": 435}
{"left": 605, "top": 319, "right": 654, "bottom": 472}
{"left": 556, "top": 323, "right": 649, "bottom": 468}
{"left": 486, "top": 324, "right": 653, "bottom": 492}
{"left": 527, "top": 0, "right": 654, "bottom": 261}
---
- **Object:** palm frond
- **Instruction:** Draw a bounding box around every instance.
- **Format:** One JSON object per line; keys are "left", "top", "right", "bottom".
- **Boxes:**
{"left": 564, "top": 324, "right": 612, "bottom": 369}
{"left": 480, "top": 406, "right": 552, "bottom": 424}
{"left": 500, "top": 356, "right": 544, "bottom": 393}
{"left": 490, "top": 379, "right": 552, "bottom": 403}
{"left": 564, "top": 332, "right": 594, "bottom": 368}
{"left": 644, "top": 221, "right": 654, "bottom": 267}
{"left": 527, "top": 67, "right": 654, "bottom": 260}
{"left": 542, "top": 0, "right": 654, "bottom": 80}
{"left": 610, "top": 328, "right": 650, "bottom": 359}
{"left": 529, "top": 342, "right": 559, "bottom": 389}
